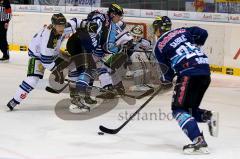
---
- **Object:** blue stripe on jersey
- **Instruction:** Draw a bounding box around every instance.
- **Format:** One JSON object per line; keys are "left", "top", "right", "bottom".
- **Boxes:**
{"left": 68, "top": 71, "right": 80, "bottom": 77}
{"left": 19, "top": 85, "right": 30, "bottom": 93}
{"left": 40, "top": 59, "right": 53, "bottom": 64}
{"left": 97, "top": 68, "right": 108, "bottom": 75}
{"left": 94, "top": 47, "right": 104, "bottom": 57}
{"left": 28, "top": 49, "right": 38, "bottom": 58}
{"left": 40, "top": 54, "right": 54, "bottom": 64}
{"left": 41, "top": 54, "right": 54, "bottom": 60}
{"left": 22, "top": 81, "right": 34, "bottom": 91}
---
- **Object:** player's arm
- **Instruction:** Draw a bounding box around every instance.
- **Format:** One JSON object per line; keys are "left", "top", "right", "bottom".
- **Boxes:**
{"left": 154, "top": 46, "right": 175, "bottom": 85}
{"left": 64, "top": 17, "right": 82, "bottom": 34}
{"left": 82, "top": 13, "right": 105, "bottom": 35}
{"left": 186, "top": 26, "right": 208, "bottom": 46}
{"left": 40, "top": 30, "right": 63, "bottom": 71}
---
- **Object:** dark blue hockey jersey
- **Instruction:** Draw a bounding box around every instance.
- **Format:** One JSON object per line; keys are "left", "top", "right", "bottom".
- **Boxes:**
{"left": 154, "top": 26, "right": 210, "bottom": 82}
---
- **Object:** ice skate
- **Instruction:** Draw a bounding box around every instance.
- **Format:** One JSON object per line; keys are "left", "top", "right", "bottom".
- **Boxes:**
{"left": 183, "top": 134, "right": 210, "bottom": 155}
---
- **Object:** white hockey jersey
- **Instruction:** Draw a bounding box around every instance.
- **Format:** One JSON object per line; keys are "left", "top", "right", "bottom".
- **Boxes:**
{"left": 28, "top": 18, "right": 81, "bottom": 71}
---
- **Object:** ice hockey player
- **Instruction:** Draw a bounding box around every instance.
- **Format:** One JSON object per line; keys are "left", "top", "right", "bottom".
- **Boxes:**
{"left": 126, "top": 25, "right": 152, "bottom": 92}
{"left": 66, "top": 3, "right": 133, "bottom": 113}
{"left": 67, "top": 3, "right": 132, "bottom": 113}
{"left": 153, "top": 16, "right": 219, "bottom": 154}
{"left": 64, "top": 4, "right": 131, "bottom": 113}
{"left": 6, "top": 13, "right": 81, "bottom": 111}
{"left": 92, "top": 3, "right": 133, "bottom": 99}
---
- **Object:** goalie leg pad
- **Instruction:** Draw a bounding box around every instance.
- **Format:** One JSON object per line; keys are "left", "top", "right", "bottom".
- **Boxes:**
{"left": 99, "top": 73, "right": 113, "bottom": 88}
{"left": 130, "top": 52, "right": 151, "bottom": 85}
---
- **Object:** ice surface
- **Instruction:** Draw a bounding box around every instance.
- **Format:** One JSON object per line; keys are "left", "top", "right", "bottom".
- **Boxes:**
{"left": 0, "top": 52, "right": 239, "bottom": 159}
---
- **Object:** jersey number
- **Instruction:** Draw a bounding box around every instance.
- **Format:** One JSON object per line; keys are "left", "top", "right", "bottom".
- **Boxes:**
{"left": 176, "top": 42, "right": 204, "bottom": 59}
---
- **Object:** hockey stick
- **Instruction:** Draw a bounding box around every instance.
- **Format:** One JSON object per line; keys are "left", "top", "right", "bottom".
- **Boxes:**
{"left": 45, "top": 81, "right": 70, "bottom": 94}
{"left": 46, "top": 79, "right": 154, "bottom": 99}
{"left": 99, "top": 86, "right": 162, "bottom": 134}
{"left": 124, "top": 88, "right": 154, "bottom": 99}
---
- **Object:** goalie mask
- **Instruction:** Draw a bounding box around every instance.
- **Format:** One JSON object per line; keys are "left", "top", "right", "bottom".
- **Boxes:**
{"left": 130, "top": 25, "right": 143, "bottom": 42}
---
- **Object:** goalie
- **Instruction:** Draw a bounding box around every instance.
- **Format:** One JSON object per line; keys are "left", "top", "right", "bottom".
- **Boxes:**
{"left": 126, "top": 25, "right": 152, "bottom": 92}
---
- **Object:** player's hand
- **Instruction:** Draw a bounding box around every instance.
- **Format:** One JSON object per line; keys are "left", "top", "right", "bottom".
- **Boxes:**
{"left": 4, "top": 23, "right": 9, "bottom": 29}
{"left": 52, "top": 69, "right": 65, "bottom": 84}
{"left": 59, "top": 50, "right": 71, "bottom": 62}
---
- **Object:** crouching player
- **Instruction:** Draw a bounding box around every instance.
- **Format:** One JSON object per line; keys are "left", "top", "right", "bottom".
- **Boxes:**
{"left": 6, "top": 13, "right": 80, "bottom": 111}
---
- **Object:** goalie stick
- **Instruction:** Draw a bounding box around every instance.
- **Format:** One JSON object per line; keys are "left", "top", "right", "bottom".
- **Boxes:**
{"left": 99, "top": 86, "right": 162, "bottom": 134}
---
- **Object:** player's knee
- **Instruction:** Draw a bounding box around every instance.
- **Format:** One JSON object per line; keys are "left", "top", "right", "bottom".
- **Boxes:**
{"left": 172, "top": 110, "right": 193, "bottom": 128}
{"left": 68, "top": 69, "right": 80, "bottom": 82}
{"left": 76, "top": 72, "right": 92, "bottom": 88}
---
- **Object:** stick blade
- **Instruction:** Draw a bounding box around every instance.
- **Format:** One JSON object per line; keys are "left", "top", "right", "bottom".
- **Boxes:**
{"left": 135, "top": 88, "right": 154, "bottom": 99}
{"left": 99, "top": 125, "right": 119, "bottom": 134}
{"left": 45, "top": 86, "right": 59, "bottom": 94}
{"left": 125, "top": 87, "right": 154, "bottom": 99}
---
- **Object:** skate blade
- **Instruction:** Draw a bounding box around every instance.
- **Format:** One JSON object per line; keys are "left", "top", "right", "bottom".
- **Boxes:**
{"left": 69, "top": 104, "right": 90, "bottom": 114}
{"left": 210, "top": 112, "right": 219, "bottom": 137}
{"left": 183, "top": 147, "right": 210, "bottom": 155}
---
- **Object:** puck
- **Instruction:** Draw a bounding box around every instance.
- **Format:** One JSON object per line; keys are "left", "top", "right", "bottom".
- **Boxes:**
{"left": 98, "top": 132, "right": 104, "bottom": 135}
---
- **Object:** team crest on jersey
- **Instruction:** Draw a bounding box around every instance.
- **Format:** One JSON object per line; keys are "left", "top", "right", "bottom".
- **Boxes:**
{"left": 38, "top": 63, "right": 44, "bottom": 73}
{"left": 53, "top": 38, "right": 58, "bottom": 48}
{"left": 20, "top": 93, "right": 27, "bottom": 99}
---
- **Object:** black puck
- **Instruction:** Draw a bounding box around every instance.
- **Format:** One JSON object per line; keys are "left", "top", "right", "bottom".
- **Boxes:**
{"left": 98, "top": 131, "right": 104, "bottom": 135}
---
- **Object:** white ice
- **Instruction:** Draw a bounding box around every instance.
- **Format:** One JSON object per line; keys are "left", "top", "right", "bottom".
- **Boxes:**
{"left": 0, "top": 52, "right": 239, "bottom": 159}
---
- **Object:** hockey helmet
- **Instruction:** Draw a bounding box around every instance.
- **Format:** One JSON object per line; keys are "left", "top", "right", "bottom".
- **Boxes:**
{"left": 51, "top": 13, "right": 67, "bottom": 26}
{"left": 108, "top": 3, "right": 124, "bottom": 16}
{"left": 152, "top": 16, "right": 172, "bottom": 34}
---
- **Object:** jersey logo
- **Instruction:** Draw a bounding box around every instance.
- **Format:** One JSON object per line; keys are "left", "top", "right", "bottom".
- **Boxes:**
{"left": 20, "top": 93, "right": 27, "bottom": 99}
{"left": 158, "top": 29, "right": 186, "bottom": 51}
{"left": 38, "top": 63, "right": 44, "bottom": 73}
{"left": 47, "top": 30, "right": 60, "bottom": 49}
